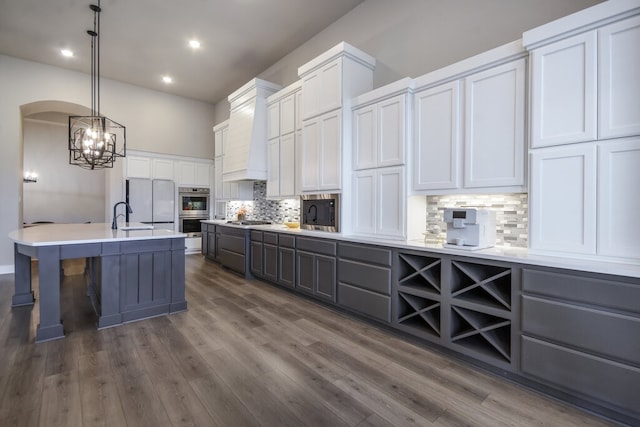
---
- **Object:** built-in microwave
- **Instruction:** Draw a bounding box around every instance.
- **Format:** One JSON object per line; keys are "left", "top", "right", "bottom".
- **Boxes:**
{"left": 300, "top": 194, "right": 340, "bottom": 232}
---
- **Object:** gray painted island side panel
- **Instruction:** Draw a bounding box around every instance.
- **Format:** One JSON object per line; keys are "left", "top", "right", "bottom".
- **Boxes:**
{"left": 35, "top": 245, "right": 64, "bottom": 342}
{"left": 12, "top": 243, "right": 34, "bottom": 306}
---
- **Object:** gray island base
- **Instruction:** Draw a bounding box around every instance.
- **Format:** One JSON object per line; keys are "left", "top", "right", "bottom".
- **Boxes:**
{"left": 9, "top": 223, "right": 187, "bottom": 343}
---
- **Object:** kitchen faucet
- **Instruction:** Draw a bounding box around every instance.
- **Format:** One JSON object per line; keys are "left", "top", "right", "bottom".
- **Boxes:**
{"left": 111, "top": 201, "right": 133, "bottom": 229}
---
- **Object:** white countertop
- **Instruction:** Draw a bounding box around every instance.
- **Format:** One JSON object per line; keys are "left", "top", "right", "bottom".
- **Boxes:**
{"left": 204, "top": 220, "right": 640, "bottom": 278}
{"left": 8, "top": 223, "right": 186, "bottom": 246}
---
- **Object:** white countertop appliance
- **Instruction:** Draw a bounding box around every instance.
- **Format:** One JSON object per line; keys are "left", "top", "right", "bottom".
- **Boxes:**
{"left": 443, "top": 208, "right": 496, "bottom": 250}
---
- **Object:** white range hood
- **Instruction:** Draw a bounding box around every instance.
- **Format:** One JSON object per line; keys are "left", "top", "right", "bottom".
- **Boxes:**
{"left": 224, "top": 78, "right": 281, "bottom": 182}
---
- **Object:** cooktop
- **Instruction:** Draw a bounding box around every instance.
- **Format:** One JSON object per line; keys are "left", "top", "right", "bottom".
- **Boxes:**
{"left": 226, "top": 220, "right": 272, "bottom": 225}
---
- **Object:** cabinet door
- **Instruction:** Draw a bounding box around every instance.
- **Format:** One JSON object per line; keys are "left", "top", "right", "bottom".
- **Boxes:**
{"left": 464, "top": 58, "right": 526, "bottom": 188}
{"left": 177, "top": 162, "right": 196, "bottom": 186}
{"left": 296, "top": 251, "right": 315, "bottom": 293}
{"left": 315, "top": 255, "right": 336, "bottom": 301}
{"left": 279, "top": 133, "right": 296, "bottom": 197}
{"left": 530, "top": 144, "right": 597, "bottom": 254}
{"left": 353, "top": 105, "right": 377, "bottom": 170}
{"left": 278, "top": 247, "right": 295, "bottom": 288}
{"left": 414, "top": 81, "right": 461, "bottom": 191}
{"left": 267, "top": 139, "right": 280, "bottom": 198}
{"left": 250, "top": 241, "right": 263, "bottom": 276}
{"left": 152, "top": 158, "right": 174, "bottom": 180}
{"left": 319, "top": 111, "right": 341, "bottom": 191}
{"left": 531, "top": 32, "right": 597, "bottom": 147}
{"left": 194, "top": 163, "right": 211, "bottom": 187}
{"left": 353, "top": 170, "right": 377, "bottom": 235}
{"left": 207, "top": 231, "right": 217, "bottom": 260}
{"left": 378, "top": 167, "right": 405, "bottom": 239}
{"left": 301, "top": 71, "right": 320, "bottom": 121}
{"left": 263, "top": 244, "right": 278, "bottom": 282}
{"left": 598, "top": 137, "right": 640, "bottom": 259}
{"left": 296, "top": 90, "right": 303, "bottom": 131}
{"left": 214, "top": 127, "right": 226, "bottom": 158}
{"left": 300, "top": 120, "right": 320, "bottom": 191}
{"left": 214, "top": 157, "right": 224, "bottom": 199}
{"left": 319, "top": 60, "right": 342, "bottom": 115}
{"left": 267, "top": 101, "right": 280, "bottom": 140}
{"left": 599, "top": 15, "right": 640, "bottom": 139}
{"left": 378, "top": 94, "right": 405, "bottom": 167}
{"left": 127, "top": 156, "right": 151, "bottom": 178}
{"left": 280, "top": 93, "right": 296, "bottom": 136}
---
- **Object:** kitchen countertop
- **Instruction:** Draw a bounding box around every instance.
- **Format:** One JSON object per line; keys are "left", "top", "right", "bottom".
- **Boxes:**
{"left": 8, "top": 222, "right": 185, "bottom": 246}
{"left": 203, "top": 220, "right": 640, "bottom": 279}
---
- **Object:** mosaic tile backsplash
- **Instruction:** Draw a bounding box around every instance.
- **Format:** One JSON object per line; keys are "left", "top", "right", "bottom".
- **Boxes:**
{"left": 226, "top": 181, "right": 300, "bottom": 223}
{"left": 425, "top": 193, "right": 528, "bottom": 248}
{"left": 224, "top": 182, "right": 528, "bottom": 248}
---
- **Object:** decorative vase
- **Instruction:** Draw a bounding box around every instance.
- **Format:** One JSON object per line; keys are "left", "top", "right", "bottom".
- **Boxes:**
{"left": 237, "top": 213, "right": 246, "bottom": 221}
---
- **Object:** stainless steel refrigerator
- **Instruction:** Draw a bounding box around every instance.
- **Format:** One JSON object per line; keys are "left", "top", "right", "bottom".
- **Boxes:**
{"left": 126, "top": 178, "right": 175, "bottom": 229}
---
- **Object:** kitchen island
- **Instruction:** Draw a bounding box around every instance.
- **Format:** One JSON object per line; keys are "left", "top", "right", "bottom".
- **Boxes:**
{"left": 9, "top": 223, "right": 187, "bottom": 343}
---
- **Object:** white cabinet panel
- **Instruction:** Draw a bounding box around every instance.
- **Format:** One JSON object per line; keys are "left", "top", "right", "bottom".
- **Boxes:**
{"left": 353, "top": 170, "right": 376, "bottom": 235}
{"left": 214, "top": 157, "right": 223, "bottom": 199}
{"left": 531, "top": 32, "right": 597, "bottom": 147}
{"left": 301, "top": 120, "right": 320, "bottom": 191}
{"left": 353, "top": 105, "right": 377, "bottom": 170}
{"left": 414, "top": 81, "right": 461, "bottom": 190}
{"left": 464, "top": 59, "right": 525, "bottom": 188}
{"left": 151, "top": 158, "right": 174, "bottom": 180}
{"left": 280, "top": 93, "right": 296, "bottom": 135}
{"left": 598, "top": 137, "right": 640, "bottom": 259}
{"left": 599, "top": 15, "right": 640, "bottom": 139}
{"left": 301, "top": 59, "right": 342, "bottom": 120}
{"left": 267, "top": 139, "right": 280, "bottom": 198}
{"left": 378, "top": 167, "right": 405, "bottom": 238}
{"left": 195, "top": 163, "right": 210, "bottom": 187}
{"left": 279, "top": 133, "right": 296, "bottom": 197}
{"left": 530, "top": 144, "right": 597, "bottom": 254}
{"left": 267, "top": 102, "right": 279, "bottom": 140}
{"left": 300, "top": 111, "right": 341, "bottom": 192}
{"left": 126, "top": 156, "right": 151, "bottom": 178}
{"left": 378, "top": 95, "right": 405, "bottom": 167}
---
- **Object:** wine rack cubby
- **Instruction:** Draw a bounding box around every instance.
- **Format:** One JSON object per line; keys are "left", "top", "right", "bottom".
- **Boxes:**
{"left": 450, "top": 305, "right": 511, "bottom": 363}
{"left": 397, "top": 253, "right": 441, "bottom": 295}
{"left": 396, "top": 291, "right": 441, "bottom": 339}
{"left": 450, "top": 260, "right": 512, "bottom": 312}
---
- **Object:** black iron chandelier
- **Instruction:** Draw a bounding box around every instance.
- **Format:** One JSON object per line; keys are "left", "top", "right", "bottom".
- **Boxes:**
{"left": 68, "top": 1, "right": 126, "bottom": 170}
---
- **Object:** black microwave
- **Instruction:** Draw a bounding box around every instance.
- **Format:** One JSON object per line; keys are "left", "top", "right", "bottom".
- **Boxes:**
{"left": 301, "top": 194, "right": 340, "bottom": 232}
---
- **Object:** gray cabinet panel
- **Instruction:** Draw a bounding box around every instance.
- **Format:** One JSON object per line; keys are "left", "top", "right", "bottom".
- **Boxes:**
{"left": 251, "top": 230, "right": 262, "bottom": 242}
{"left": 218, "top": 234, "right": 245, "bottom": 254}
{"left": 338, "top": 283, "right": 391, "bottom": 322}
{"left": 523, "top": 269, "right": 640, "bottom": 314}
{"left": 339, "top": 243, "right": 392, "bottom": 266}
{"left": 338, "top": 259, "right": 391, "bottom": 295}
{"left": 316, "top": 255, "right": 336, "bottom": 301}
{"left": 296, "top": 251, "right": 314, "bottom": 293}
{"left": 522, "top": 295, "right": 640, "bottom": 365}
{"left": 522, "top": 336, "right": 640, "bottom": 417}
{"left": 296, "top": 236, "right": 336, "bottom": 256}
{"left": 250, "top": 241, "right": 263, "bottom": 276}
{"left": 264, "top": 244, "right": 278, "bottom": 282}
{"left": 279, "top": 235, "right": 295, "bottom": 248}
{"left": 279, "top": 247, "right": 295, "bottom": 288}
{"left": 206, "top": 232, "right": 217, "bottom": 260}
{"left": 264, "top": 232, "right": 278, "bottom": 245}
{"left": 219, "top": 249, "right": 245, "bottom": 274}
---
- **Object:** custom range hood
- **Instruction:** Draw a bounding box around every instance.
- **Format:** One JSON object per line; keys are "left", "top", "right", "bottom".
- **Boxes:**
{"left": 224, "top": 78, "right": 281, "bottom": 181}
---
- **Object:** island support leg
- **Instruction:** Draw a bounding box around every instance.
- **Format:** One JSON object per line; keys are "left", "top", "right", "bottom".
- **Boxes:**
{"left": 12, "top": 243, "right": 35, "bottom": 306}
{"left": 35, "top": 245, "right": 64, "bottom": 342}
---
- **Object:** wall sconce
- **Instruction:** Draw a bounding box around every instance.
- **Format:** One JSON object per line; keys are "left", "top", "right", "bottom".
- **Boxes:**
{"left": 23, "top": 171, "right": 38, "bottom": 183}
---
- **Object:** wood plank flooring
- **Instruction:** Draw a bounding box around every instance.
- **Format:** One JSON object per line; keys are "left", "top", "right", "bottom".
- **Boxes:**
{"left": 0, "top": 255, "right": 621, "bottom": 427}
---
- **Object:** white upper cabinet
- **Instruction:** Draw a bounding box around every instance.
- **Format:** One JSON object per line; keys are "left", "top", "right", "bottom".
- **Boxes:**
{"left": 412, "top": 42, "right": 526, "bottom": 194}
{"left": 530, "top": 32, "right": 597, "bottom": 148}
{"left": 267, "top": 102, "right": 280, "bottom": 140}
{"left": 177, "top": 161, "right": 210, "bottom": 187}
{"left": 301, "top": 60, "right": 342, "bottom": 120}
{"left": 151, "top": 158, "right": 174, "bottom": 180}
{"left": 464, "top": 58, "right": 526, "bottom": 188}
{"left": 413, "top": 81, "right": 461, "bottom": 191}
{"left": 529, "top": 143, "right": 597, "bottom": 255}
{"left": 126, "top": 156, "right": 152, "bottom": 179}
{"left": 353, "top": 92, "right": 406, "bottom": 171}
{"left": 213, "top": 120, "right": 252, "bottom": 200}
{"left": 597, "top": 137, "right": 640, "bottom": 259}
{"left": 599, "top": 15, "right": 640, "bottom": 139}
{"left": 300, "top": 110, "right": 341, "bottom": 192}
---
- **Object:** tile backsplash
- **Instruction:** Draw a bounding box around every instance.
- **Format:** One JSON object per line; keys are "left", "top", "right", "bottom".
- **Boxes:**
{"left": 426, "top": 193, "right": 528, "bottom": 248}
{"left": 226, "top": 181, "right": 300, "bottom": 223}
{"left": 223, "top": 183, "right": 528, "bottom": 247}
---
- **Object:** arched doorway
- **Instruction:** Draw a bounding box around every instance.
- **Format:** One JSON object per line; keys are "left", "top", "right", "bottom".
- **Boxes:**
{"left": 21, "top": 100, "right": 106, "bottom": 225}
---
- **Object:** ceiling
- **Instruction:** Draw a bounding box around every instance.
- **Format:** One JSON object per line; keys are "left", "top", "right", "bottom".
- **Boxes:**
{"left": 0, "top": 0, "right": 365, "bottom": 104}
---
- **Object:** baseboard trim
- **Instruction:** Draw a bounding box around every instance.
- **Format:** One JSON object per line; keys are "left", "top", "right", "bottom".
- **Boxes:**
{"left": 0, "top": 264, "right": 15, "bottom": 275}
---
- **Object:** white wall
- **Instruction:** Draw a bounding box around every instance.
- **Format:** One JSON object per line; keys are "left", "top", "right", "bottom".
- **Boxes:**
{"left": 23, "top": 118, "right": 106, "bottom": 224}
{"left": 0, "top": 54, "right": 216, "bottom": 270}
{"left": 213, "top": 0, "right": 603, "bottom": 124}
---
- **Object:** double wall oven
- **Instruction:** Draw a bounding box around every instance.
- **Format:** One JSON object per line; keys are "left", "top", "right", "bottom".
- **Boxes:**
{"left": 178, "top": 187, "right": 210, "bottom": 237}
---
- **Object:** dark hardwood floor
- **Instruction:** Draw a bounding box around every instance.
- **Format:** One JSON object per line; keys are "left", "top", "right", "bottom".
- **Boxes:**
{"left": 0, "top": 254, "right": 618, "bottom": 426}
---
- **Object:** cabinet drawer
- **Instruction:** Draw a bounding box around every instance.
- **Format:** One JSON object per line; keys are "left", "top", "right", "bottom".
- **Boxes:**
{"left": 521, "top": 336, "right": 640, "bottom": 416}
{"left": 523, "top": 269, "right": 640, "bottom": 314}
{"left": 338, "top": 259, "right": 391, "bottom": 295}
{"left": 279, "top": 235, "right": 295, "bottom": 248}
{"left": 522, "top": 295, "right": 640, "bottom": 365}
{"left": 218, "top": 249, "right": 245, "bottom": 274}
{"left": 251, "top": 231, "right": 262, "bottom": 242}
{"left": 338, "top": 243, "right": 392, "bottom": 266}
{"left": 218, "top": 234, "right": 246, "bottom": 255}
{"left": 296, "top": 237, "right": 336, "bottom": 256}
{"left": 338, "top": 283, "right": 391, "bottom": 322}
{"left": 263, "top": 232, "right": 278, "bottom": 245}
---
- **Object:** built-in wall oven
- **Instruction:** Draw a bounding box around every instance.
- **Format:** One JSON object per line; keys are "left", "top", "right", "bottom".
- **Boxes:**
{"left": 178, "top": 187, "right": 210, "bottom": 236}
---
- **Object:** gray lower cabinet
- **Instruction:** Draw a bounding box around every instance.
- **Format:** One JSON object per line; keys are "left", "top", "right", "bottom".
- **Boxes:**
{"left": 296, "top": 236, "right": 337, "bottom": 302}
{"left": 337, "top": 242, "right": 392, "bottom": 323}
{"left": 520, "top": 268, "right": 640, "bottom": 423}
{"left": 278, "top": 235, "right": 295, "bottom": 288}
{"left": 263, "top": 232, "right": 278, "bottom": 282}
{"left": 250, "top": 231, "right": 263, "bottom": 277}
{"left": 201, "top": 223, "right": 219, "bottom": 262}
{"left": 216, "top": 226, "right": 251, "bottom": 278}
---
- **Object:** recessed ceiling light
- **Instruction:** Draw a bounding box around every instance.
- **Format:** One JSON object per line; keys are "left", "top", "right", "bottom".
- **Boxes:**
{"left": 188, "top": 40, "right": 201, "bottom": 49}
{"left": 61, "top": 49, "right": 74, "bottom": 57}
{"left": 162, "top": 75, "right": 173, "bottom": 84}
